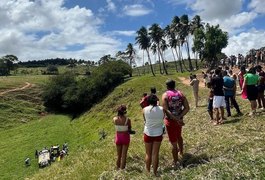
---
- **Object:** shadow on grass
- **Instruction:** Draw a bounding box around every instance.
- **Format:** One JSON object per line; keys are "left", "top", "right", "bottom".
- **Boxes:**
{"left": 223, "top": 118, "right": 241, "bottom": 124}
{"left": 163, "top": 153, "right": 210, "bottom": 172}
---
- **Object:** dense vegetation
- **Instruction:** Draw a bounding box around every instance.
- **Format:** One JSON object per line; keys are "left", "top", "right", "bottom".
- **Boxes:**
{"left": 42, "top": 60, "right": 132, "bottom": 115}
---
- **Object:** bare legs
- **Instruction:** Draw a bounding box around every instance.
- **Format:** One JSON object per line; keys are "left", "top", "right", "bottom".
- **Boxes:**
{"left": 214, "top": 107, "right": 225, "bottom": 125}
{"left": 116, "top": 144, "right": 129, "bottom": 170}
{"left": 250, "top": 100, "right": 257, "bottom": 115}
{"left": 145, "top": 142, "right": 161, "bottom": 176}
{"left": 171, "top": 136, "right": 183, "bottom": 165}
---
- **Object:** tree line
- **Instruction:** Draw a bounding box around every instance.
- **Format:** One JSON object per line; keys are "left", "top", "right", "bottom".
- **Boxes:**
{"left": 42, "top": 60, "right": 132, "bottom": 116}
{"left": 117, "top": 14, "right": 229, "bottom": 76}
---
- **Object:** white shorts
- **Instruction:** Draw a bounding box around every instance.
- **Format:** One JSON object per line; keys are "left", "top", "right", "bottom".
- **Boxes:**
{"left": 213, "top": 96, "right": 226, "bottom": 108}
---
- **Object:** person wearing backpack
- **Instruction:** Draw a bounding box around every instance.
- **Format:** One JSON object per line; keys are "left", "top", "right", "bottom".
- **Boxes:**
{"left": 162, "top": 79, "right": 190, "bottom": 167}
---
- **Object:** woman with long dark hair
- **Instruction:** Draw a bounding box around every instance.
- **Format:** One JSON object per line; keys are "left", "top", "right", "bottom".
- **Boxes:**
{"left": 113, "top": 105, "right": 132, "bottom": 169}
{"left": 143, "top": 94, "right": 164, "bottom": 176}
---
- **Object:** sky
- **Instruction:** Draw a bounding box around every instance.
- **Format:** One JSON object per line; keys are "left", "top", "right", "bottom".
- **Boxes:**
{"left": 0, "top": 0, "right": 265, "bottom": 64}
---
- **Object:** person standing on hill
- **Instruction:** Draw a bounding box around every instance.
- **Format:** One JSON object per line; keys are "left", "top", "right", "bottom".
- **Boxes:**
{"left": 140, "top": 87, "right": 159, "bottom": 108}
{"left": 242, "top": 67, "right": 259, "bottom": 116}
{"left": 113, "top": 105, "right": 132, "bottom": 170}
{"left": 211, "top": 69, "right": 226, "bottom": 125}
{"left": 256, "top": 65, "right": 265, "bottom": 110}
{"left": 162, "top": 79, "right": 190, "bottom": 166}
{"left": 223, "top": 71, "right": 242, "bottom": 117}
{"left": 190, "top": 75, "right": 200, "bottom": 108}
{"left": 143, "top": 94, "right": 164, "bottom": 176}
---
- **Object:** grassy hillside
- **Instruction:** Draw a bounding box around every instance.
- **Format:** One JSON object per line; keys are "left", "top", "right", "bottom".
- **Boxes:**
{"left": 1, "top": 73, "right": 265, "bottom": 179}
{"left": 31, "top": 74, "right": 265, "bottom": 179}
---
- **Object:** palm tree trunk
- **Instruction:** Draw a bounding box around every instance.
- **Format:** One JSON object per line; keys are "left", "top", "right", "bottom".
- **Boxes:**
{"left": 179, "top": 46, "right": 189, "bottom": 71}
{"left": 186, "top": 39, "right": 193, "bottom": 71}
{"left": 171, "top": 48, "right": 178, "bottom": 72}
{"left": 157, "top": 52, "right": 164, "bottom": 74}
{"left": 142, "top": 50, "right": 145, "bottom": 75}
{"left": 158, "top": 47, "right": 168, "bottom": 75}
{"left": 176, "top": 47, "right": 183, "bottom": 73}
{"left": 146, "top": 50, "right": 156, "bottom": 76}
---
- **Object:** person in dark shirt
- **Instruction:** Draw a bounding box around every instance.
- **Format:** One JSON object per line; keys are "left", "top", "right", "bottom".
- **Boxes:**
{"left": 210, "top": 69, "right": 226, "bottom": 125}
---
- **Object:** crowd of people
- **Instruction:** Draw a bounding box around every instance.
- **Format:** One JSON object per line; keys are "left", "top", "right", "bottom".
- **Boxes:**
{"left": 112, "top": 64, "right": 265, "bottom": 176}
{"left": 203, "top": 65, "right": 265, "bottom": 125}
{"left": 113, "top": 80, "right": 189, "bottom": 176}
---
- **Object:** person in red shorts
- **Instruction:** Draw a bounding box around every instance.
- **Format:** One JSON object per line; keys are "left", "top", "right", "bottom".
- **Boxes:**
{"left": 162, "top": 79, "right": 190, "bottom": 166}
{"left": 113, "top": 105, "right": 132, "bottom": 170}
{"left": 143, "top": 94, "right": 164, "bottom": 176}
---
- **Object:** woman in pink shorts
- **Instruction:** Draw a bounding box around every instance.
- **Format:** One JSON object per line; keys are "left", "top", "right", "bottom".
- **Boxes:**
{"left": 113, "top": 105, "right": 132, "bottom": 170}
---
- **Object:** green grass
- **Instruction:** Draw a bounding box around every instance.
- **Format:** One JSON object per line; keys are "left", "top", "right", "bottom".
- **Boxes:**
{"left": 0, "top": 75, "right": 48, "bottom": 129}
{"left": 1, "top": 73, "right": 265, "bottom": 179}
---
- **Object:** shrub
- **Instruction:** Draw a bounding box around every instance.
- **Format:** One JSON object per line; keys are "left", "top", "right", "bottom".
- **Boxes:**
{"left": 42, "top": 60, "right": 132, "bottom": 114}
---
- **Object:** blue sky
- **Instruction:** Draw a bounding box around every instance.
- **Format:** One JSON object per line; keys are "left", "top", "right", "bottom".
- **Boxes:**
{"left": 0, "top": 0, "right": 265, "bottom": 64}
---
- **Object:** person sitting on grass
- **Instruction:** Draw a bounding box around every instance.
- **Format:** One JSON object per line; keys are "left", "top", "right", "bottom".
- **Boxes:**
{"left": 113, "top": 105, "right": 132, "bottom": 170}
{"left": 143, "top": 94, "right": 164, "bottom": 176}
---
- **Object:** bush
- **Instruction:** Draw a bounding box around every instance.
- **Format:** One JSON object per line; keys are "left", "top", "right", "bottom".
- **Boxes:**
{"left": 46, "top": 65, "right": 59, "bottom": 75}
{"left": 42, "top": 60, "right": 132, "bottom": 114}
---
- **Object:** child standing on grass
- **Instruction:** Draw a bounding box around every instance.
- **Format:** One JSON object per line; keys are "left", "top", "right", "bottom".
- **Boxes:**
{"left": 113, "top": 105, "right": 132, "bottom": 170}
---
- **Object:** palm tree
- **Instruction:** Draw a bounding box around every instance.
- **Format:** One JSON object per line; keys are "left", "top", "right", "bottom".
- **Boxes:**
{"left": 135, "top": 26, "right": 156, "bottom": 76}
{"left": 164, "top": 25, "right": 179, "bottom": 72}
{"left": 191, "top": 15, "right": 204, "bottom": 69}
{"left": 170, "top": 16, "right": 185, "bottom": 72}
{"left": 151, "top": 43, "right": 163, "bottom": 74}
{"left": 125, "top": 43, "right": 136, "bottom": 68}
{"left": 180, "top": 14, "right": 193, "bottom": 71}
{"left": 149, "top": 23, "right": 168, "bottom": 75}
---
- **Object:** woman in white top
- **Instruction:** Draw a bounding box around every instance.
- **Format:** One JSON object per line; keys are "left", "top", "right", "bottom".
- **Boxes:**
{"left": 143, "top": 94, "right": 164, "bottom": 176}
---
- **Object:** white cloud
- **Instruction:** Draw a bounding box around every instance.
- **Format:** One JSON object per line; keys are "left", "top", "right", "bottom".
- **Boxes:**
{"left": 106, "top": 0, "right": 116, "bottom": 12}
{"left": 167, "top": 0, "right": 194, "bottom": 6}
{"left": 208, "top": 11, "right": 257, "bottom": 34}
{"left": 248, "top": 0, "right": 265, "bottom": 14}
{"left": 223, "top": 29, "right": 265, "bottom": 56}
{"left": 123, "top": 4, "right": 152, "bottom": 17}
{"left": 190, "top": 0, "right": 242, "bottom": 20}
{"left": 0, "top": 0, "right": 123, "bottom": 61}
{"left": 111, "top": 30, "right": 136, "bottom": 36}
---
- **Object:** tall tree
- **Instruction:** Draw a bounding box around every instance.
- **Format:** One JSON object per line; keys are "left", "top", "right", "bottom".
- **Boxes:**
{"left": 170, "top": 16, "right": 184, "bottom": 72}
{"left": 191, "top": 15, "right": 204, "bottom": 69}
{"left": 192, "top": 27, "right": 205, "bottom": 69}
{"left": 0, "top": 55, "right": 18, "bottom": 75}
{"left": 151, "top": 43, "right": 163, "bottom": 74}
{"left": 203, "top": 24, "right": 228, "bottom": 69}
{"left": 135, "top": 26, "right": 156, "bottom": 76}
{"left": 149, "top": 23, "right": 168, "bottom": 75}
{"left": 180, "top": 14, "right": 193, "bottom": 71}
{"left": 164, "top": 25, "right": 179, "bottom": 72}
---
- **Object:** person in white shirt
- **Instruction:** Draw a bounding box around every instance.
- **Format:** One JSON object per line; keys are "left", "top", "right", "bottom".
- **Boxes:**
{"left": 143, "top": 94, "right": 164, "bottom": 176}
